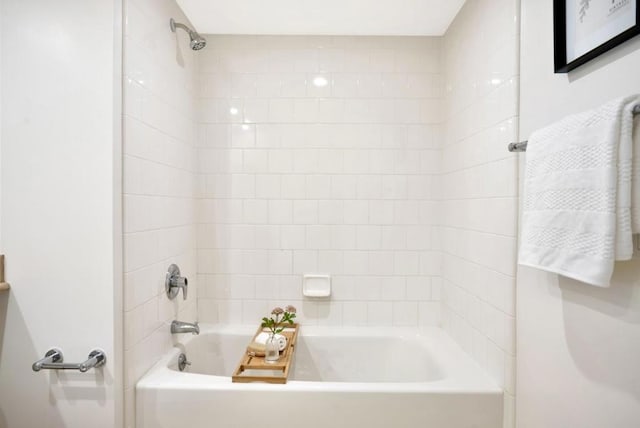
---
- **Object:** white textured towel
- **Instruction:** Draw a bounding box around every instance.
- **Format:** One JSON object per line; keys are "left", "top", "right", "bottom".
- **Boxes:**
{"left": 254, "top": 332, "right": 287, "bottom": 351}
{"left": 519, "top": 95, "right": 640, "bottom": 287}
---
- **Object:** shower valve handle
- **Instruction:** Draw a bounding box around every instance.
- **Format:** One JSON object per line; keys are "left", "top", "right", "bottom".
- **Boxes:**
{"left": 165, "top": 264, "right": 188, "bottom": 300}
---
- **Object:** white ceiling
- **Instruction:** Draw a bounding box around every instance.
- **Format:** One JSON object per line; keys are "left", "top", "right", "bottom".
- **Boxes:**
{"left": 176, "top": 0, "right": 467, "bottom": 36}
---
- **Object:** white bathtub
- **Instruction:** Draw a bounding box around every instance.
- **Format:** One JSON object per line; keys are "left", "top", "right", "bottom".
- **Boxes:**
{"left": 137, "top": 325, "right": 502, "bottom": 428}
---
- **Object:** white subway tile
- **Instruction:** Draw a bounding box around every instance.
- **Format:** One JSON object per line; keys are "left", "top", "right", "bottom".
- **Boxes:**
{"left": 418, "top": 302, "right": 441, "bottom": 326}
{"left": 342, "top": 301, "right": 367, "bottom": 326}
{"left": 243, "top": 149, "right": 269, "bottom": 173}
{"left": 231, "top": 124, "right": 256, "bottom": 148}
{"left": 330, "top": 175, "right": 357, "bottom": 200}
{"left": 217, "top": 300, "right": 243, "bottom": 324}
{"left": 393, "top": 302, "right": 419, "bottom": 326}
{"left": 293, "top": 250, "right": 318, "bottom": 273}
{"left": 343, "top": 251, "right": 369, "bottom": 275}
{"left": 357, "top": 73, "right": 383, "bottom": 98}
{"left": 255, "top": 175, "right": 282, "bottom": 198}
{"left": 307, "top": 73, "right": 332, "bottom": 98}
{"left": 367, "top": 302, "right": 393, "bottom": 326}
{"left": 369, "top": 150, "right": 396, "bottom": 174}
{"left": 255, "top": 225, "right": 281, "bottom": 249}
{"left": 268, "top": 200, "right": 293, "bottom": 224}
{"left": 293, "top": 200, "right": 319, "bottom": 224}
{"left": 293, "top": 99, "right": 318, "bottom": 122}
{"left": 330, "top": 225, "right": 357, "bottom": 249}
{"left": 243, "top": 99, "right": 269, "bottom": 123}
{"left": 344, "top": 200, "right": 369, "bottom": 224}
{"left": 281, "top": 175, "right": 306, "bottom": 199}
{"left": 229, "top": 275, "right": 256, "bottom": 299}
{"left": 318, "top": 49, "right": 345, "bottom": 72}
{"left": 331, "top": 73, "right": 359, "bottom": 97}
{"left": 368, "top": 252, "right": 395, "bottom": 275}
{"left": 356, "top": 175, "right": 382, "bottom": 199}
{"left": 356, "top": 225, "right": 382, "bottom": 250}
{"left": 229, "top": 225, "right": 256, "bottom": 248}
{"left": 242, "top": 300, "right": 269, "bottom": 325}
{"left": 280, "top": 73, "right": 308, "bottom": 97}
{"left": 268, "top": 250, "right": 293, "bottom": 274}
{"left": 316, "top": 150, "right": 344, "bottom": 173}
{"left": 230, "top": 174, "right": 256, "bottom": 198}
{"left": 306, "top": 175, "right": 331, "bottom": 199}
{"left": 254, "top": 275, "right": 279, "bottom": 299}
{"left": 394, "top": 252, "right": 421, "bottom": 275}
{"left": 316, "top": 302, "right": 343, "bottom": 326}
{"left": 406, "top": 277, "right": 431, "bottom": 301}
{"left": 278, "top": 275, "right": 302, "bottom": 300}
{"left": 268, "top": 150, "right": 294, "bottom": 173}
{"left": 269, "top": 99, "right": 295, "bottom": 122}
{"left": 184, "top": 37, "right": 511, "bottom": 351}
{"left": 243, "top": 200, "right": 268, "bottom": 224}
{"left": 369, "top": 49, "right": 395, "bottom": 72}
{"left": 317, "top": 250, "right": 345, "bottom": 274}
{"left": 318, "top": 99, "right": 345, "bottom": 122}
{"left": 306, "top": 225, "right": 332, "bottom": 249}
{"left": 281, "top": 225, "right": 306, "bottom": 249}
{"left": 382, "top": 176, "right": 408, "bottom": 199}
{"left": 256, "top": 74, "right": 282, "bottom": 97}
{"left": 230, "top": 74, "right": 257, "bottom": 98}
{"left": 318, "top": 200, "right": 344, "bottom": 224}
{"left": 381, "top": 277, "right": 406, "bottom": 301}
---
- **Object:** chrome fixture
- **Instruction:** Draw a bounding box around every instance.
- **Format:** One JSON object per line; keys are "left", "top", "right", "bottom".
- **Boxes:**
{"left": 32, "top": 348, "right": 106, "bottom": 373}
{"left": 170, "top": 18, "right": 207, "bottom": 51}
{"left": 165, "top": 264, "right": 188, "bottom": 300}
{"left": 507, "top": 141, "right": 528, "bottom": 152}
{"left": 171, "top": 320, "right": 200, "bottom": 335}
{"left": 178, "top": 353, "right": 191, "bottom": 372}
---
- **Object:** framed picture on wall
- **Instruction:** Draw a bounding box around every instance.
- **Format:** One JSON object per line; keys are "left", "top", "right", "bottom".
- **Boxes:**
{"left": 554, "top": 0, "right": 640, "bottom": 73}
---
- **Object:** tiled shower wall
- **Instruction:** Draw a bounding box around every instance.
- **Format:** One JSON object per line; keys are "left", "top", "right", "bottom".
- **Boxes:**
{"left": 122, "top": 5, "right": 521, "bottom": 426}
{"left": 196, "top": 36, "right": 444, "bottom": 327}
{"left": 122, "top": 0, "right": 198, "bottom": 426}
{"left": 441, "top": 0, "right": 519, "bottom": 427}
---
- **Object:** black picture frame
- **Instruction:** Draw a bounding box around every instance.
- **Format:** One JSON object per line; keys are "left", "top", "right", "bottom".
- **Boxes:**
{"left": 554, "top": 0, "right": 640, "bottom": 73}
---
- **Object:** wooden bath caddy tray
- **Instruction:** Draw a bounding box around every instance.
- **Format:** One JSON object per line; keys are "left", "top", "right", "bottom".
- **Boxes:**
{"left": 232, "top": 323, "right": 300, "bottom": 384}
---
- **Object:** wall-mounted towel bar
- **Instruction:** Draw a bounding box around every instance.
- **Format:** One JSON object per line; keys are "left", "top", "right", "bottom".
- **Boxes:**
{"left": 508, "top": 141, "right": 528, "bottom": 152}
{"left": 32, "top": 348, "right": 106, "bottom": 372}
{"left": 509, "top": 105, "right": 640, "bottom": 152}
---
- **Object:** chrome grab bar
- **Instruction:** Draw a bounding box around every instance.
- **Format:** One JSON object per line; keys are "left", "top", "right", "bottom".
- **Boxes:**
{"left": 32, "top": 348, "right": 106, "bottom": 372}
{"left": 32, "top": 348, "right": 63, "bottom": 371}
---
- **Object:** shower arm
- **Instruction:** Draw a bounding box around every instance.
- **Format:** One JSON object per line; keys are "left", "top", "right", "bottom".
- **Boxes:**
{"left": 169, "top": 18, "right": 206, "bottom": 50}
{"left": 170, "top": 19, "right": 195, "bottom": 36}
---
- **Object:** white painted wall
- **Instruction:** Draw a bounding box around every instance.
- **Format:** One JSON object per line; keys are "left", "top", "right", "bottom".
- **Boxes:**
{"left": 0, "top": 0, "right": 123, "bottom": 427}
{"left": 196, "top": 35, "right": 443, "bottom": 328}
{"left": 517, "top": 1, "right": 640, "bottom": 427}
{"left": 177, "top": 0, "right": 466, "bottom": 36}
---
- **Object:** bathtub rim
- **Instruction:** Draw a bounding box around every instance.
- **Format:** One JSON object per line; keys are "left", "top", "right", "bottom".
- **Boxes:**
{"left": 137, "top": 324, "right": 502, "bottom": 395}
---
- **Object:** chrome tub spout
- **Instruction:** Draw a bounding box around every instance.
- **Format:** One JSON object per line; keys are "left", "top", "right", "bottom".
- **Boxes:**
{"left": 171, "top": 320, "right": 200, "bottom": 335}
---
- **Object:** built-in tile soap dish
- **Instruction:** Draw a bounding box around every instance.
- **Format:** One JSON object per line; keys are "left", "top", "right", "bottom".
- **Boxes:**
{"left": 302, "top": 274, "right": 331, "bottom": 297}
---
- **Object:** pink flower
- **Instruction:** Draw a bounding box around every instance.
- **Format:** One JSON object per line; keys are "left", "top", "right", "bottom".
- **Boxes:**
{"left": 271, "top": 307, "right": 284, "bottom": 315}
{"left": 285, "top": 305, "right": 297, "bottom": 314}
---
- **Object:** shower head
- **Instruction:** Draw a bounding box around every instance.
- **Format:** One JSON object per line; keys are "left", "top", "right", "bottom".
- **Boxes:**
{"left": 190, "top": 34, "right": 207, "bottom": 51}
{"left": 170, "top": 18, "right": 207, "bottom": 51}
